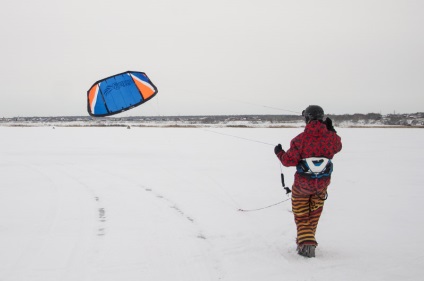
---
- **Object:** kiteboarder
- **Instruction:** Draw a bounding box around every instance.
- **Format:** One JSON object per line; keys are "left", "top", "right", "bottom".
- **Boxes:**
{"left": 274, "top": 105, "right": 342, "bottom": 258}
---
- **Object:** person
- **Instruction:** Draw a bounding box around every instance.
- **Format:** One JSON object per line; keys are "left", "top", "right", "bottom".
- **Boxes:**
{"left": 274, "top": 105, "right": 342, "bottom": 258}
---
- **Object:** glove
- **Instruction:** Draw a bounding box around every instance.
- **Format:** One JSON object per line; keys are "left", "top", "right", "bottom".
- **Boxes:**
{"left": 325, "top": 117, "right": 337, "bottom": 133}
{"left": 274, "top": 144, "right": 284, "bottom": 155}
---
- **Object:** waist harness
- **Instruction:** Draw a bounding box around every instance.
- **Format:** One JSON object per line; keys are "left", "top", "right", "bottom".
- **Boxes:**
{"left": 296, "top": 157, "right": 333, "bottom": 179}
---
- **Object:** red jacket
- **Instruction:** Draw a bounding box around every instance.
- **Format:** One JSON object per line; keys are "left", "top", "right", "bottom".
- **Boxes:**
{"left": 276, "top": 120, "right": 342, "bottom": 195}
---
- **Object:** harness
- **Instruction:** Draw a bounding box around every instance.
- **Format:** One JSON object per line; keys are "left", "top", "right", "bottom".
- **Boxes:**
{"left": 296, "top": 157, "right": 333, "bottom": 179}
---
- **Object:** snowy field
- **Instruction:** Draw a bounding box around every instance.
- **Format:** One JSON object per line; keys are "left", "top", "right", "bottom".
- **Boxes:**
{"left": 0, "top": 127, "right": 423, "bottom": 281}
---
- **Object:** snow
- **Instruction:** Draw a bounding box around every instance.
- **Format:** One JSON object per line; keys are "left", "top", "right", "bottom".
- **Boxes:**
{"left": 0, "top": 127, "right": 423, "bottom": 281}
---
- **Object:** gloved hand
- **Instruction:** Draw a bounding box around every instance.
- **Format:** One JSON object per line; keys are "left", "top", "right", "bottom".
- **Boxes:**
{"left": 274, "top": 144, "right": 284, "bottom": 155}
{"left": 324, "top": 117, "right": 337, "bottom": 133}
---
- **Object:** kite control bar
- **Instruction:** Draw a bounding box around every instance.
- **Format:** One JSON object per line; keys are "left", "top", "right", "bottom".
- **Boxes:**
{"left": 281, "top": 173, "right": 292, "bottom": 194}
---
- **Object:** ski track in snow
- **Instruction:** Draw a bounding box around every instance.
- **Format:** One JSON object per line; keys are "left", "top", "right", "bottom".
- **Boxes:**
{"left": 1, "top": 160, "right": 225, "bottom": 281}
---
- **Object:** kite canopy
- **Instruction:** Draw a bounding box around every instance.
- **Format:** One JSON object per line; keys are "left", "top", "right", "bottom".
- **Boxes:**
{"left": 87, "top": 71, "right": 158, "bottom": 117}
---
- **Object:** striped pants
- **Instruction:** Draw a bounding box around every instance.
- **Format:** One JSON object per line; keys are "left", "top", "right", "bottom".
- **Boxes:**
{"left": 291, "top": 187, "right": 327, "bottom": 246}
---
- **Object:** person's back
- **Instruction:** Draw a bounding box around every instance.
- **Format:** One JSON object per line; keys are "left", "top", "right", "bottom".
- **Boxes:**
{"left": 279, "top": 119, "right": 342, "bottom": 195}
{"left": 274, "top": 105, "right": 342, "bottom": 257}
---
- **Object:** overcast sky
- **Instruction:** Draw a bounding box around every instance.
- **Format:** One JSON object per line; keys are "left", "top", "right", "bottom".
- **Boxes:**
{"left": 0, "top": 0, "right": 422, "bottom": 117}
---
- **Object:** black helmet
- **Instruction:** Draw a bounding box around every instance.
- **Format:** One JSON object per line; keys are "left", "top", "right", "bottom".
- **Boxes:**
{"left": 302, "top": 105, "right": 324, "bottom": 123}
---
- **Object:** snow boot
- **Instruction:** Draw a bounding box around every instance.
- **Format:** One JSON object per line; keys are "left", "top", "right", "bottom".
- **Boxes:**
{"left": 297, "top": 244, "right": 316, "bottom": 258}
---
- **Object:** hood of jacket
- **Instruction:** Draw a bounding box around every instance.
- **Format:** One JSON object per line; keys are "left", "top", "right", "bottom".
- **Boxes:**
{"left": 304, "top": 120, "right": 328, "bottom": 137}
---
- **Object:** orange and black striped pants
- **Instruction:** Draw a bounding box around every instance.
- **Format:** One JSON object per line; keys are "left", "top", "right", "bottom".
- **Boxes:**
{"left": 291, "top": 187, "right": 327, "bottom": 246}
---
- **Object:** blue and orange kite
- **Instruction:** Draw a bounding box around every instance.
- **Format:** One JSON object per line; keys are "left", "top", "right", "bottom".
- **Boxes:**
{"left": 87, "top": 71, "right": 158, "bottom": 117}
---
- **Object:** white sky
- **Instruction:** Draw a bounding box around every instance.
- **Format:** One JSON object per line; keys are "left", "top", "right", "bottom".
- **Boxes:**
{"left": 0, "top": 0, "right": 423, "bottom": 117}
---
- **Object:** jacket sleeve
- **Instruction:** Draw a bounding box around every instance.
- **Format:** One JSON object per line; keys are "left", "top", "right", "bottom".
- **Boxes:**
{"left": 276, "top": 136, "right": 302, "bottom": 167}
{"left": 333, "top": 133, "right": 342, "bottom": 154}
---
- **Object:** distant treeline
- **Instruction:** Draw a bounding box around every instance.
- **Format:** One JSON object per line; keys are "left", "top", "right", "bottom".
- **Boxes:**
{"left": 1, "top": 112, "right": 423, "bottom": 127}
{"left": 330, "top": 112, "right": 424, "bottom": 126}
